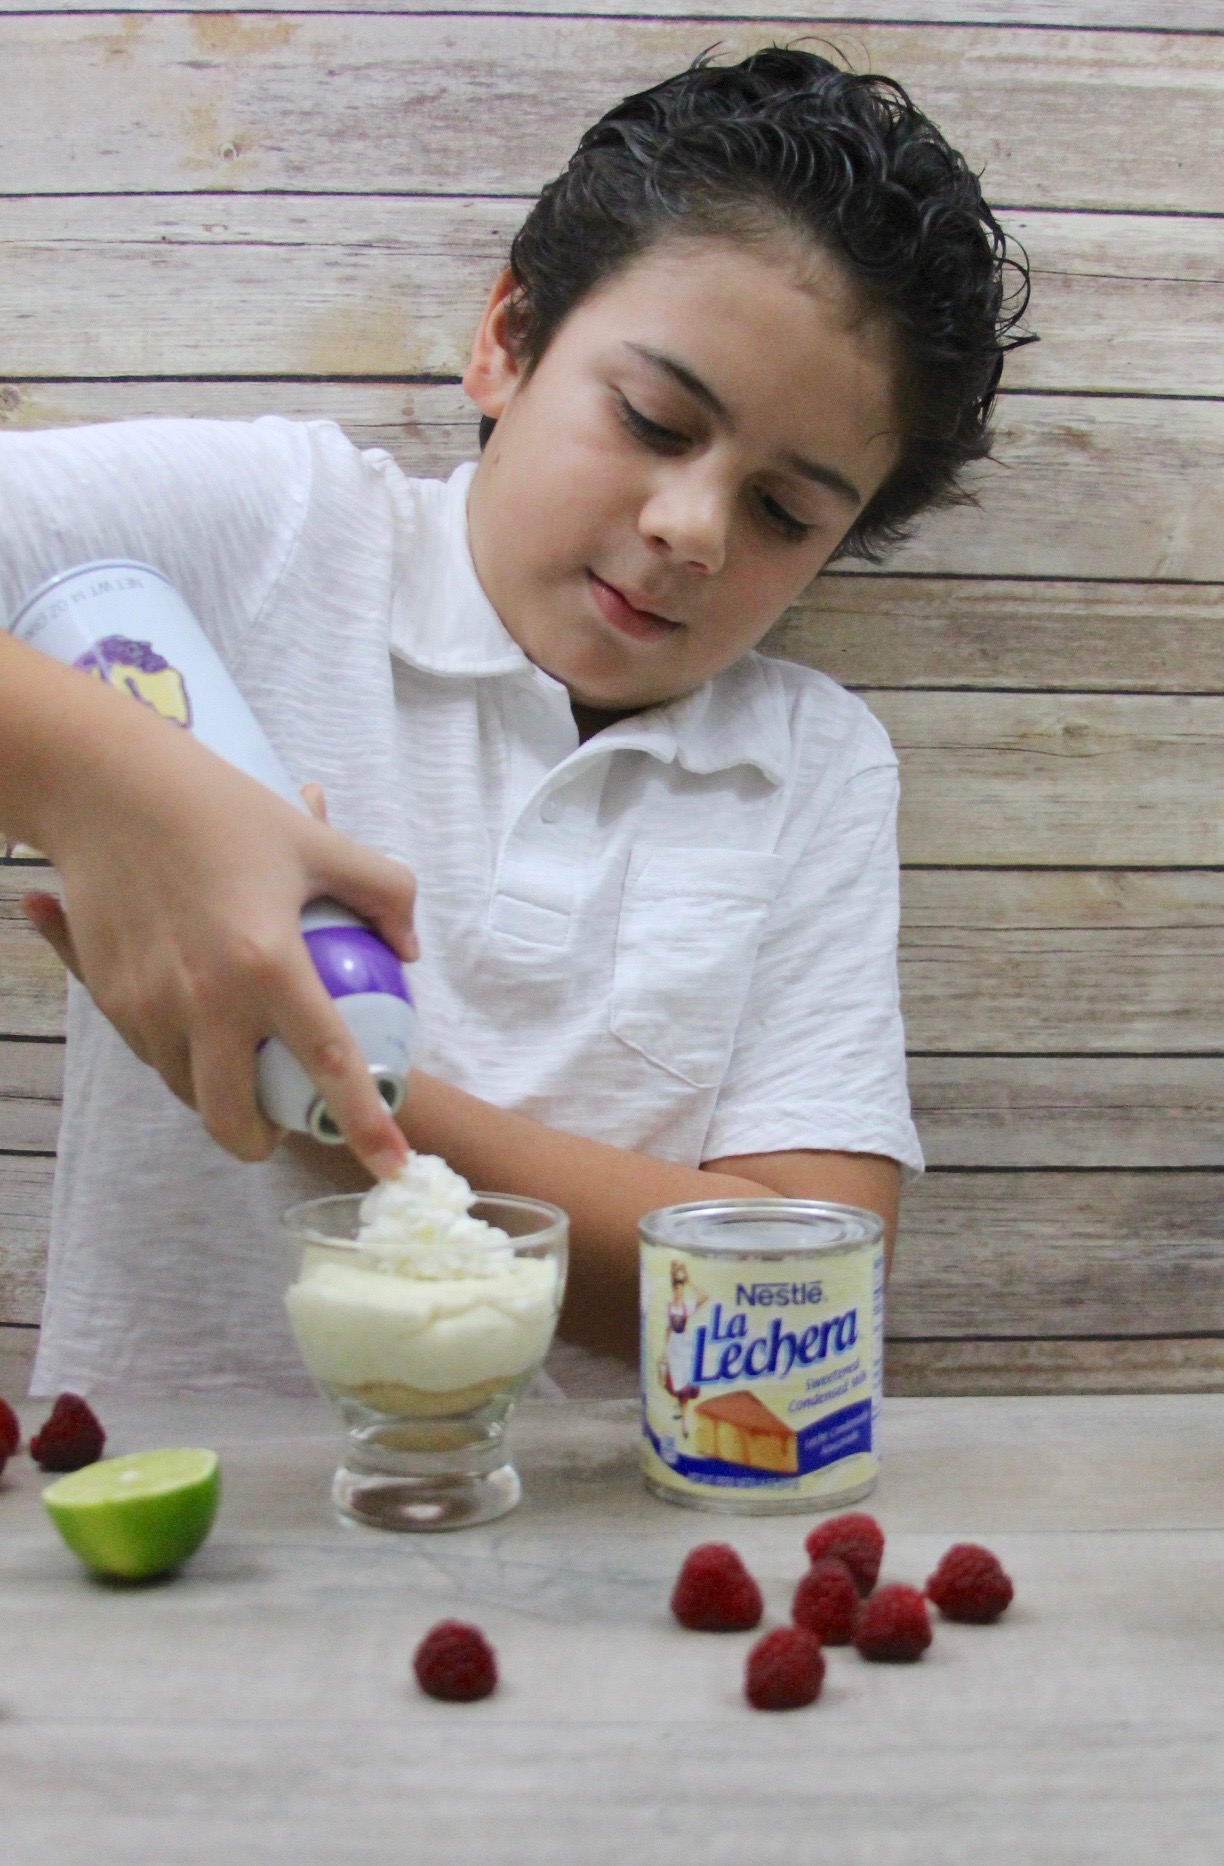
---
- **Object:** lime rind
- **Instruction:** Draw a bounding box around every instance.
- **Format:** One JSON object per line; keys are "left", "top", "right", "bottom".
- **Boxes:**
{"left": 43, "top": 1447, "right": 221, "bottom": 1580}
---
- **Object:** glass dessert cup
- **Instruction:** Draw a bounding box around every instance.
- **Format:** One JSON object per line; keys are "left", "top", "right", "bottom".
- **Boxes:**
{"left": 281, "top": 1192, "right": 568, "bottom": 1532}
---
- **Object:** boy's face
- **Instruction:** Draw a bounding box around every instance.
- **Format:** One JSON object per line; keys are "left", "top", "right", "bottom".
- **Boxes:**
{"left": 463, "top": 237, "right": 903, "bottom": 712}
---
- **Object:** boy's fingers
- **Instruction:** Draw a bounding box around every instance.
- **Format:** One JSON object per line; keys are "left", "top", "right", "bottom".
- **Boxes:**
{"left": 311, "top": 841, "right": 420, "bottom": 966}
{"left": 187, "top": 958, "right": 404, "bottom": 1172}
{"left": 300, "top": 782, "right": 328, "bottom": 823}
{"left": 144, "top": 1031, "right": 201, "bottom": 1114}
{"left": 19, "top": 891, "right": 82, "bottom": 981}
{"left": 268, "top": 958, "right": 408, "bottom": 1178}
{"left": 188, "top": 1026, "right": 283, "bottom": 1163}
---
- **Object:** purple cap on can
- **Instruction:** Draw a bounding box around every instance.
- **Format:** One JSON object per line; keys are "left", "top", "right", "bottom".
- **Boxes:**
{"left": 303, "top": 926, "right": 412, "bottom": 1004}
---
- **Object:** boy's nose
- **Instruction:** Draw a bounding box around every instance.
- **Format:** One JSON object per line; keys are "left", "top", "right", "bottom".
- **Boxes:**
{"left": 638, "top": 468, "right": 729, "bottom": 576}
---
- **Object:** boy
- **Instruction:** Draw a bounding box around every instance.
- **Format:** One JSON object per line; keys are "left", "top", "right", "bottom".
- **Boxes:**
{"left": 0, "top": 50, "right": 1030, "bottom": 1390}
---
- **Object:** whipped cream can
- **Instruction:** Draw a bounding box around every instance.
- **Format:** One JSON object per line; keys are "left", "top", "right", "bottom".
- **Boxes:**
{"left": 640, "top": 1199, "right": 884, "bottom": 1514}
{"left": 7, "top": 560, "right": 415, "bottom": 1142}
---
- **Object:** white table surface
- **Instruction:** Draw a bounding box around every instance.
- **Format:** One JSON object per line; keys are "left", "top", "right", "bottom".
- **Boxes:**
{"left": 1, "top": 1393, "right": 1222, "bottom": 1865}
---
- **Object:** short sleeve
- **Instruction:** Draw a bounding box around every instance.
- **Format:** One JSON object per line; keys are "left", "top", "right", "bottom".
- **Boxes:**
{"left": 0, "top": 416, "right": 312, "bottom": 666}
{"left": 701, "top": 758, "right": 924, "bottom": 1179}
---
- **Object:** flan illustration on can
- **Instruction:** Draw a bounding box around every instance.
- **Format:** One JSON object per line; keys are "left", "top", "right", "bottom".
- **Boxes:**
{"left": 639, "top": 1199, "right": 884, "bottom": 1514}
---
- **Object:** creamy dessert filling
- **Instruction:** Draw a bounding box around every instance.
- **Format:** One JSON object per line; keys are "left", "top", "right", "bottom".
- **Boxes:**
{"left": 285, "top": 1155, "right": 559, "bottom": 1406}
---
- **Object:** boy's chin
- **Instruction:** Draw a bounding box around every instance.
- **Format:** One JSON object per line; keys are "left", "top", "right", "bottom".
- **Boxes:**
{"left": 562, "top": 658, "right": 677, "bottom": 711}
{"left": 525, "top": 620, "right": 706, "bottom": 716}
{"left": 533, "top": 647, "right": 660, "bottom": 715}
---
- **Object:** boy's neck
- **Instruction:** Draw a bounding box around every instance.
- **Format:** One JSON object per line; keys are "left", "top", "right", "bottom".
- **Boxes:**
{"left": 570, "top": 699, "right": 642, "bottom": 745}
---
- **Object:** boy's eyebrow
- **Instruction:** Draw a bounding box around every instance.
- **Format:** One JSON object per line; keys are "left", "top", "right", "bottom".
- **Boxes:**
{"left": 624, "top": 342, "right": 863, "bottom": 508}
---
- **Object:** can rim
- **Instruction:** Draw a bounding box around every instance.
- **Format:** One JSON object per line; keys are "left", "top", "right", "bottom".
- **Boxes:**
{"left": 638, "top": 1196, "right": 883, "bottom": 1255}
{"left": 8, "top": 559, "right": 169, "bottom": 632}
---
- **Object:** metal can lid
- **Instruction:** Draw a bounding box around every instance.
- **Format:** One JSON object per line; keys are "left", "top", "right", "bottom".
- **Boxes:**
{"left": 639, "top": 1197, "right": 883, "bottom": 1258}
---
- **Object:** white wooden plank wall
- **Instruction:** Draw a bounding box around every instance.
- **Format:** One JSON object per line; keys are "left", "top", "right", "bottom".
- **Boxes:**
{"left": 1, "top": 4, "right": 1221, "bottom": 1396}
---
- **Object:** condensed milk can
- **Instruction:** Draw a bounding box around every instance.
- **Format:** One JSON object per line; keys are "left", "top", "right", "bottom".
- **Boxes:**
{"left": 640, "top": 1199, "right": 884, "bottom": 1514}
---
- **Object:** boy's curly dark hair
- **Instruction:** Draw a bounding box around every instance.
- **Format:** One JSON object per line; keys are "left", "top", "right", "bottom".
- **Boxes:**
{"left": 479, "top": 46, "right": 1034, "bottom": 562}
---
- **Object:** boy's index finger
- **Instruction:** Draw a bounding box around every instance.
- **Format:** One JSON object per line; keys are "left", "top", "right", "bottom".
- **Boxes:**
{"left": 269, "top": 959, "right": 409, "bottom": 1178}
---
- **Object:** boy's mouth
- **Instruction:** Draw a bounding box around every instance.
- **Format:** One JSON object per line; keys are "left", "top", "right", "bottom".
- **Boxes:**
{"left": 587, "top": 571, "right": 684, "bottom": 644}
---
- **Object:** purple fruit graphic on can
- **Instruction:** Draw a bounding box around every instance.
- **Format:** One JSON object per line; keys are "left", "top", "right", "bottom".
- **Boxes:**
{"left": 8, "top": 561, "right": 415, "bottom": 1143}
{"left": 73, "top": 634, "right": 194, "bottom": 729}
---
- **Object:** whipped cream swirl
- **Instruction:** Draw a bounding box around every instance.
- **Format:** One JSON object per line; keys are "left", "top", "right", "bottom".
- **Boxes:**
{"left": 353, "top": 1153, "right": 514, "bottom": 1279}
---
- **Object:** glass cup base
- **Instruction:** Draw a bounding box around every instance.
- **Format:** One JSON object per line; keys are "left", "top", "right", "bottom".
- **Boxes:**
{"left": 332, "top": 1460, "right": 522, "bottom": 1532}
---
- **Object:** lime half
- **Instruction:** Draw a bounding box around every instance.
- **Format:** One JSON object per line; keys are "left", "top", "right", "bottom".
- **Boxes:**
{"left": 43, "top": 1447, "right": 220, "bottom": 1580}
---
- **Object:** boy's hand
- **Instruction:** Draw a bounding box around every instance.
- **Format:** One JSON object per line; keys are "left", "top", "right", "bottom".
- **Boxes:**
{"left": 20, "top": 716, "right": 414, "bottom": 1179}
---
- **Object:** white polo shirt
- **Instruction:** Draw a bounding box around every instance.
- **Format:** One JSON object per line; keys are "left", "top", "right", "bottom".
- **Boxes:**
{"left": 0, "top": 415, "right": 922, "bottom": 1395}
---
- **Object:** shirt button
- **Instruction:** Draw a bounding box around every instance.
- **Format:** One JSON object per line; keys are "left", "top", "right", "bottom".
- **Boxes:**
{"left": 540, "top": 797, "right": 562, "bottom": 824}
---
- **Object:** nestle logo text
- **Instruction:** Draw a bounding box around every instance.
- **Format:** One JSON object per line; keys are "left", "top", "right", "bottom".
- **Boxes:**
{"left": 736, "top": 1280, "right": 823, "bottom": 1307}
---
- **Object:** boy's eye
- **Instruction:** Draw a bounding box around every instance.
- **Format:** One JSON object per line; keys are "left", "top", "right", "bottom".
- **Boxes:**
{"left": 758, "top": 494, "right": 813, "bottom": 542}
{"left": 617, "top": 396, "right": 687, "bottom": 450}
{"left": 617, "top": 395, "right": 813, "bottom": 542}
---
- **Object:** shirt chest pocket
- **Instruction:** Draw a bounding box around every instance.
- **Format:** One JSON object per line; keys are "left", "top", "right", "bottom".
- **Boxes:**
{"left": 610, "top": 847, "right": 785, "bottom": 1089}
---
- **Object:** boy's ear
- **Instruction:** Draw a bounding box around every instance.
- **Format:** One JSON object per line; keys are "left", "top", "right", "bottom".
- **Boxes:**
{"left": 462, "top": 266, "right": 526, "bottom": 420}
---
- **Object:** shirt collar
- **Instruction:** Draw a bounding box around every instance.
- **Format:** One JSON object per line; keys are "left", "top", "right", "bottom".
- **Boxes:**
{"left": 389, "top": 460, "right": 529, "bottom": 677}
{"left": 389, "top": 458, "right": 790, "bottom": 787}
{"left": 600, "top": 660, "right": 790, "bottom": 787}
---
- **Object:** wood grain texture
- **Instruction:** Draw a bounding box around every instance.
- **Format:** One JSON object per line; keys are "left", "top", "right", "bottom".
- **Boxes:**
{"left": 9, "top": 1050, "right": 1224, "bottom": 1166}
{"left": 764, "top": 579, "right": 1224, "bottom": 694}
{"left": 0, "top": 380, "right": 479, "bottom": 471}
{"left": 0, "top": 1322, "right": 36, "bottom": 1402}
{"left": 5, "top": 1156, "right": 1222, "bottom": 1337}
{"left": 0, "top": 867, "right": 65, "bottom": 1039}
{"left": 874, "top": 692, "right": 1224, "bottom": 866}
{"left": 0, "top": 1042, "right": 62, "bottom": 1152}
{"left": 900, "top": 869, "right": 1224, "bottom": 1053}
{"left": 880, "top": 397, "right": 1224, "bottom": 581}
{"left": 0, "top": 19, "right": 1219, "bottom": 211}
{"left": 0, "top": 196, "right": 517, "bottom": 381}
{"left": 885, "top": 1335, "right": 1224, "bottom": 1396}
{"left": 0, "top": 0, "right": 1210, "bottom": 21}
{"left": 0, "top": 1155, "right": 56, "bottom": 1324}
{"left": 3, "top": 384, "right": 1223, "bottom": 581}
{"left": 890, "top": 1169, "right": 1224, "bottom": 1338}
{"left": 910, "top": 1056, "right": 1224, "bottom": 1168}
{"left": 1001, "top": 211, "right": 1224, "bottom": 394}
{"left": 7, "top": 868, "right": 1223, "bottom": 1051}
{"left": 2, "top": 199, "right": 1219, "bottom": 396}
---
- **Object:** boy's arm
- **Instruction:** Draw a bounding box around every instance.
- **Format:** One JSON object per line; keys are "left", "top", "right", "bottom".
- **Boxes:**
{"left": 293, "top": 1068, "right": 900, "bottom": 1360}
{"left": 1, "top": 630, "right": 413, "bottom": 1177}
{"left": 702, "top": 1146, "right": 899, "bottom": 1268}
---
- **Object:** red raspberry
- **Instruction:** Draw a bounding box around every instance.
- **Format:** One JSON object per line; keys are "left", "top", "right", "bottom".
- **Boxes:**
{"left": 926, "top": 1543, "right": 1014, "bottom": 1623}
{"left": 670, "top": 1542, "right": 763, "bottom": 1633}
{"left": 0, "top": 1396, "right": 19, "bottom": 1465}
{"left": 412, "top": 1620, "right": 498, "bottom": 1702}
{"left": 744, "top": 1626, "right": 825, "bottom": 1711}
{"left": 28, "top": 1393, "right": 106, "bottom": 1473}
{"left": 792, "top": 1556, "right": 859, "bottom": 1645}
{"left": 804, "top": 1511, "right": 884, "bottom": 1596}
{"left": 854, "top": 1583, "right": 932, "bottom": 1662}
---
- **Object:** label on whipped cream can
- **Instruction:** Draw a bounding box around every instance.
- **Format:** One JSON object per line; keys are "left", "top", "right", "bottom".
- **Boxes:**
{"left": 639, "top": 1200, "right": 884, "bottom": 1515}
